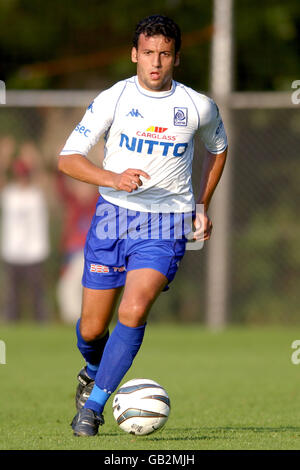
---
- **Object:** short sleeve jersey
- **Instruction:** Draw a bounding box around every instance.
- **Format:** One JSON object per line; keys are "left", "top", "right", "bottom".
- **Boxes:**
{"left": 60, "top": 76, "right": 227, "bottom": 213}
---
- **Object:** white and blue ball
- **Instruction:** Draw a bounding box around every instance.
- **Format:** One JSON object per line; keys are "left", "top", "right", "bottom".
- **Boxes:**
{"left": 112, "top": 378, "right": 170, "bottom": 436}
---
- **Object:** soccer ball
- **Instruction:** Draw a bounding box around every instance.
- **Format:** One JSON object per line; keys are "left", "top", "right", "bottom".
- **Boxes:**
{"left": 112, "top": 378, "right": 170, "bottom": 436}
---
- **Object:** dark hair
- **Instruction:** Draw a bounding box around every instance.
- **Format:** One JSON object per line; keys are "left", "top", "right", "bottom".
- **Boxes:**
{"left": 133, "top": 15, "right": 181, "bottom": 54}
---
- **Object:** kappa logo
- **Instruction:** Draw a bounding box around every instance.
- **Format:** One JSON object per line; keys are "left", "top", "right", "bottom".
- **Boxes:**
{"left": 87, "top": 101, "right": 94, "bottom": 113}
{"left": 126, "top": 108, "right": 144, "bottom": 118}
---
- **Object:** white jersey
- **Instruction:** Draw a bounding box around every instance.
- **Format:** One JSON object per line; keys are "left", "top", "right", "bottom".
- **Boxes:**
{"left": 60, "top": 76, "right": 227, "bottom": 212}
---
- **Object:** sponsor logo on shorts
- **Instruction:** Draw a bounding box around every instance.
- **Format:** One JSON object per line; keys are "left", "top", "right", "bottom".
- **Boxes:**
{"left": 90, "top": 264, "right": 109, "bottom": 273}
{"left": 90, "top": 264, "right": 126, "bottom": 273}
{"left": 112, "top": 266, "right": 126, "bottom": 273}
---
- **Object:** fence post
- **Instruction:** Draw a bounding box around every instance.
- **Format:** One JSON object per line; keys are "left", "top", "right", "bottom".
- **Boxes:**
{"left": 206, "top": 0, "right": 234, "bottom": 329}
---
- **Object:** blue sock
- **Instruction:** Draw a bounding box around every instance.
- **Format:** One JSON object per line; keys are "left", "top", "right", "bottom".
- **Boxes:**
{"left": 76, "top": 319, "right": 109, "bottom": 379}
{"left": 86, "top": 362, "right": 98, "bottom": 379}
{"left": 84, "top": 385, "right": 110, "bottom": 415}
{"left": 84, "top": 320, "right": 146, "bottom": 414}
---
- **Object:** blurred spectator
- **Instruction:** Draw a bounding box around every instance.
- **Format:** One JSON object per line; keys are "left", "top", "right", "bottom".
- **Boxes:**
{"left": 0, "top": 157, "right": 50, "bottom": 322}
{"left": 0, "top": 136, "right": 16, "bottom": 189}
{"left": 56, "top": 174, "right": 98, "bottom": 324}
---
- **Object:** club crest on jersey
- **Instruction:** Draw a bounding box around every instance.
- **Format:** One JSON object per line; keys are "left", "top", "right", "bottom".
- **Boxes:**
{"left": 174, "top": 107, "right": 188, "bottom": 126}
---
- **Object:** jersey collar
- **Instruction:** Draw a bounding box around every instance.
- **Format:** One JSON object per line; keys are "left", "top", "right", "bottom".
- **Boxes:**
{"left": 134, "top": 76, "right": 176, "bottom": 98}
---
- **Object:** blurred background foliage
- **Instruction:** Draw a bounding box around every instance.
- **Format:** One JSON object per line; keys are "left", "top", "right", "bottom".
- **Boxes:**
{"left": 1, "top": 0, "right": 300, "bottom": 91}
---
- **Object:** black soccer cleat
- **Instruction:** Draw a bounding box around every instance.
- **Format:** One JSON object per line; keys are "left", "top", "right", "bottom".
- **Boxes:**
{"left": 71, "top": 408, "right": 104, "bottom": 437}
{"left": 75, "top": 366, "right": 95, "bottom": 411}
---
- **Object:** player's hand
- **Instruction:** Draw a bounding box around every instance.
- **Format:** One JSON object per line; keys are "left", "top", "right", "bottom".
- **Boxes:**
{"left": 112, "top": 169, "right": 150, "bottom": 193}
{"left": 192, "top": 210, "right": 213, "bottom": 241}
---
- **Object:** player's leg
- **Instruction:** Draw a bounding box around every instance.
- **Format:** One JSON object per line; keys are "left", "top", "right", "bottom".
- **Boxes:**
{"left": 76, "top": 194, "right": 125, "bottom": 376}
{"left": 79, "top": 285, "right": 123, "bottom": 342}
{"left": 72, "top": 195, "right": 129, "bottom": 434}
{"left": 73, "top": 236, "right": 186, "bottom": 436}
{"left": 72, "top": 285, "right": 124, "bottom": 436}
{"left": 72, "top": 208, "right": 187, "bottom": 435}
{"left": 81, "top": 269, "right": 167, "bottom": 419}
{"left": 118, "top": 267, "right": 168, "bottom": 326}
{"left": 75, "top": 285, "right": 122, "bottom": 410}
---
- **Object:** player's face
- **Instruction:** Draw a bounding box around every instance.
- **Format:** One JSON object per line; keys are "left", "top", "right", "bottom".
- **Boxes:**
{"left": 131, "top": 33, "right": 180, "bottom": 92}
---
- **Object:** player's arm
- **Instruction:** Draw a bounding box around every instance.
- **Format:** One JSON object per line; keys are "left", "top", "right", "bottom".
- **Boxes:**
{"left": 192, "top": 96, "right": 228, "bottom": 241}
{"left": 192, "top": 148, "right": 227, "bottom": 241}
{"left": 58, "top": 85, "right": 150, "bottom": 192}
{"left": 196, "top": 147, "right": 227, "bottom": 212}
{"left": 57, "top": 154, "right": 150, "bottom": 193}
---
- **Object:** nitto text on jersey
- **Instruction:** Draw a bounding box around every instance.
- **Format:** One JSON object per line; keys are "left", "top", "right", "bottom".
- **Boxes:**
{"left": 119, "top": 133, "right": 188, "bottom": 157}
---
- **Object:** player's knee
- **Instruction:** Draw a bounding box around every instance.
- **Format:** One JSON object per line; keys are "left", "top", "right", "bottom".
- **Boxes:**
{"left": 118, "top": 300, "right": 148, "bottom": 327}
{"left": 80, "top": 321, "right": 107, "bottom": 343}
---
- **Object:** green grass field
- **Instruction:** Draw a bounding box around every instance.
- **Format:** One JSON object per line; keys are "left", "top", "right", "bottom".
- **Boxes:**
{"left": 0, "top": 323, "right": 300, "bottom": 450}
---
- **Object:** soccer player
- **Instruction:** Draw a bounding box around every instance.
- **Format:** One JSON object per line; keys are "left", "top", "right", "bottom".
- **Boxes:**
{"left": 58, "top": 14, "right": 228, "bottom": 436}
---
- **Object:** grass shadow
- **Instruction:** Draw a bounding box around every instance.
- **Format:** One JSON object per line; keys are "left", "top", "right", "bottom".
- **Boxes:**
{"left": 146, "top": 425, "right": 300, "bottom": 442}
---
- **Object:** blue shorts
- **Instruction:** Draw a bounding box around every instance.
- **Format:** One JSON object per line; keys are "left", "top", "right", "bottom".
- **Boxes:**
{"left": 82, "top": 196, "right": 191, "bottom": 290}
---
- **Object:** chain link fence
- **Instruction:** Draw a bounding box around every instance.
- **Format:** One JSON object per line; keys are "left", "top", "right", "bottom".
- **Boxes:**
{"left": 0, "top": 92, "right": 299, "bottom": 324}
